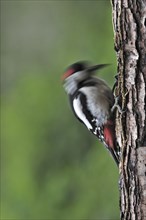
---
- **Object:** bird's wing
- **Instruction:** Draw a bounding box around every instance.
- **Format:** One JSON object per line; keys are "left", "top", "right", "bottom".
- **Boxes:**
{"left": 70, "top": 91, "right": 95, "bottom": 131}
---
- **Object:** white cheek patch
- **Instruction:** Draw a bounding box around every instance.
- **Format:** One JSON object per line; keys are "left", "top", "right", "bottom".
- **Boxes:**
{"left": 73, "top": 98, "right": 92, "bottom": 130}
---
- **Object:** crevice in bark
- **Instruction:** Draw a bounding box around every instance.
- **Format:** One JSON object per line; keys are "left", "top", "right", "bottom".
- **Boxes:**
{"left": 111, "top": 0, "right": 146, "bottom": 219}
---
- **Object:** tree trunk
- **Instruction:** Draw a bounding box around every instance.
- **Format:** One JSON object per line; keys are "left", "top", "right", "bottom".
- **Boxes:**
{"left": 111, "top": 0, "right": 146, "bottom": 219}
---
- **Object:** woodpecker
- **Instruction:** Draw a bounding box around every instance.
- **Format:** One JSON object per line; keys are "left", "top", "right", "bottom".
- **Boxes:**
{"left": 62, "top": 61, "right": 119, "bottom": 166}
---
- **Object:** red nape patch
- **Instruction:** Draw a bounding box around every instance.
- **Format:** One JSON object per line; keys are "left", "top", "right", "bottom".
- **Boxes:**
{"left": 103, "top": 125, "right": 115, "bottom": 149}
{"left": 62, "top": 69, "right": 74, "bottom": 81}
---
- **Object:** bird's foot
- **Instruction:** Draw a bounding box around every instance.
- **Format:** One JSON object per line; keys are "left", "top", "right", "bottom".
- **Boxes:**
{"left": 111, "top": 96, "right": 126, "bottom": 114}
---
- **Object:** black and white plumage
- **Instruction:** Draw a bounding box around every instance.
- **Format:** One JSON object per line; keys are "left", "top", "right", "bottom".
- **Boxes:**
{"left": 62, "top": 61, "right": 119, "bottom": 166}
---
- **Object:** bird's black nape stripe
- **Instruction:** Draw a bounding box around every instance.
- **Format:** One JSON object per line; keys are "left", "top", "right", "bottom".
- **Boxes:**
{"left": 80, "top": 80, "right": 98, "bottom": 88}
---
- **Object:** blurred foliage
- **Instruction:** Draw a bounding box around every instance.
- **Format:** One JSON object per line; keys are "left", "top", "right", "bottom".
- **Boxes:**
{"left": 1, "top": 1, "right": 119, "bottom": 219}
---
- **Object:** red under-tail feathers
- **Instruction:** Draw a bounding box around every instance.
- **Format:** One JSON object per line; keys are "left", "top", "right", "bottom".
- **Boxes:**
{"left": 103, "top": 121, "right": 119, "bottom": 166}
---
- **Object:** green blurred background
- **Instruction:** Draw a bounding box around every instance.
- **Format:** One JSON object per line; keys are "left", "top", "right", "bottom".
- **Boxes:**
{"left": 1, "top": 1, "right": 119, "bottom": 219}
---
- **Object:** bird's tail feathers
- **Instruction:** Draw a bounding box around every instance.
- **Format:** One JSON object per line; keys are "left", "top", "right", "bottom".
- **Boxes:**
{"left": 103, "top": 122, "right": 120, "bottom": 166}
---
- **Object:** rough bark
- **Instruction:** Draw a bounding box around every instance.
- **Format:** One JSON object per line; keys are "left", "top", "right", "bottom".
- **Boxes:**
{"left": 111, "top": 0, "right": 146, "bottom": 219}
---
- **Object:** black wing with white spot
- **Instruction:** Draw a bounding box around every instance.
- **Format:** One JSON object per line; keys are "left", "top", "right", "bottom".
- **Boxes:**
{"left": 69, "top": 92, "right": 94, "bottom": 130}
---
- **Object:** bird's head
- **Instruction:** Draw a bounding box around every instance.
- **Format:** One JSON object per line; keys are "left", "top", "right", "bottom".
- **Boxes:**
{"left": 62, "top": 61, "right": 109, "bottom": 82}
{"left": 62, "top": 61, "right": 109, "bottom": 94}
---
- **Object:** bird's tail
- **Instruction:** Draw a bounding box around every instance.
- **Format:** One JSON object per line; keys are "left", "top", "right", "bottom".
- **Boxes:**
{"left": 103, "top": 122, "right": 120, "bottom": 166}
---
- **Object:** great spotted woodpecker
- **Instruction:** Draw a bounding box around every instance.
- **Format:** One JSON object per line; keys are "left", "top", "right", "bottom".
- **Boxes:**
{"left": 62, "top": 61, "right": 119, "bottom": 166}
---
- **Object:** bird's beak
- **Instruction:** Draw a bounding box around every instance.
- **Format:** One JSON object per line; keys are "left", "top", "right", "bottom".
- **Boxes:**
{"left": 87, "top": 64, "right": 110, "bottom": 72}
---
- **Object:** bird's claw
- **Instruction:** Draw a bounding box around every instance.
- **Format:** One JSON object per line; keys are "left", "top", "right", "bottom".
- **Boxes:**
{"left": 111, "top": 96, "right": 126, "bottom": 114}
